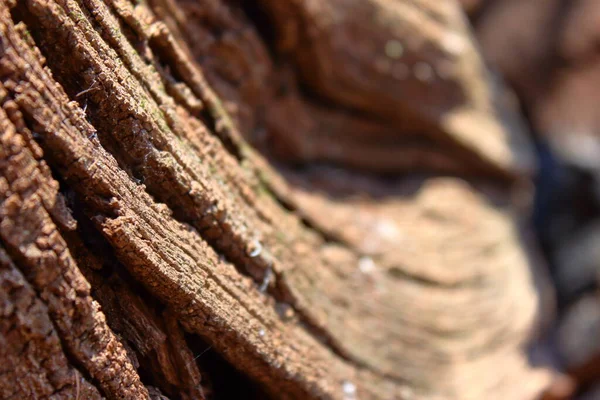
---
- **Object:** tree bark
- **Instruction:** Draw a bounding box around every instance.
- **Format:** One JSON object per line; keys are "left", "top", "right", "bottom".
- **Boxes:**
{"left": 0, "top": 0, "right": 552, "bottom": 399}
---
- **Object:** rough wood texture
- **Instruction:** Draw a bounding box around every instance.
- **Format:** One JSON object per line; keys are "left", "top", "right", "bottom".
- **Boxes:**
{"left": 1, "top": 0, "right": 552, "bottom": 399}
{"left": 0, "top": 245, "right": 102, "bottom": 399}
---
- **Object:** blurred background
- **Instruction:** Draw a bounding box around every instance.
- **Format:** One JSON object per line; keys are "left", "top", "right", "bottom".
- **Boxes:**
{"left": 462, "top": 0, "right": 600, "bottom": 398}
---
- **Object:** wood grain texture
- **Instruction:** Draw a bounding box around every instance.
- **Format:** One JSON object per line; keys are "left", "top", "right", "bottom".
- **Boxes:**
{"left": 0, "top": 0, "right": 552, "bottom": 398}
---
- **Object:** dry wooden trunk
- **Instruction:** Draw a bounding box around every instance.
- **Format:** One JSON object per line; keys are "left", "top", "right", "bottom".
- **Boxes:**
{"left": 0, "top": 0, "right": 553, "bottom": 398}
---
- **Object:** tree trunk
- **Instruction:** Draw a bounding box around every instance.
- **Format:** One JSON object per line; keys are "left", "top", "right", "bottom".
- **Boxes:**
{"left": 0, "top": 0, "right": 553, "bottom": 399}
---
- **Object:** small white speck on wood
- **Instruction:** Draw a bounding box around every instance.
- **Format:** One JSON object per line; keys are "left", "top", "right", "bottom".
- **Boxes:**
{"left": 342, "top": 380, "right": 357, "bottom": 400}
{"left": 358, "top": 257, "right": 376, "bottom": 274}
{"left": 249, "top": 239, "right": 263, "bottom": 257}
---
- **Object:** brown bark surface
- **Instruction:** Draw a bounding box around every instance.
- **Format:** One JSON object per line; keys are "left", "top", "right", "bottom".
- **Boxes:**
{"left": 0, "top": 0, "right": 552, "bottom": 399}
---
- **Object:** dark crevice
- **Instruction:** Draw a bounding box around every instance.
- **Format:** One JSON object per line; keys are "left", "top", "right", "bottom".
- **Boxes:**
{"left": 237, "top": 0, "right": 278, "bottom": 57}
{"left": 147, "top": 39, "right": 220, "bottom": 141}
{"left": 56, "top": 184, "right": 215, "bottom": 399}
{"left": 146, "top": 32, "right": 244, "bottom": 161}
{"left": 184, "top": 333, "right": 268, "bottom": 400}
